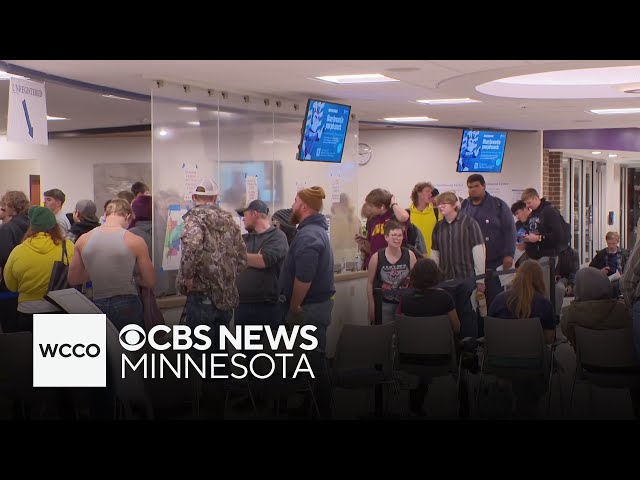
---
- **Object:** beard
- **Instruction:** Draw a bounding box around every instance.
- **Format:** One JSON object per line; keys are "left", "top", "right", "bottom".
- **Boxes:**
{"left": 290, "top": 208, "right": 301, "bottom": 225}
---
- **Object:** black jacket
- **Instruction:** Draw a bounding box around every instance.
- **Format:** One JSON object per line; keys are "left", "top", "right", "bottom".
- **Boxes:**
{"left": 590, "top": 247, "right": 629, "bottom": 273}
{"left": 67, "top": 219, "right": 100, "bottom": 243}
{"left": 0, "top": 214, "right": 30, "bottom": 269}
{"left": 525, "top": 198, "right": 564, "bottom": 259}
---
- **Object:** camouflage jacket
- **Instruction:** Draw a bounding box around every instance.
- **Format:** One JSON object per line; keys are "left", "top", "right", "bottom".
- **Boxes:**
{"left": 176, "top": 203, "right": 247, "bottom": 310}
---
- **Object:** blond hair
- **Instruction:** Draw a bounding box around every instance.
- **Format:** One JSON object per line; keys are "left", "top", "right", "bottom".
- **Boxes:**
{"left": 506, "top": 260, "right": 546, "bottom": 319}
{"left": 435, "top": 191, "right": 460, "bottom": 211}
{"left": 1, "top": 191, "right": 30, "bottom": 215}
{"left": 105, "top": 198, "right": 133, "bottom": 218}
{"left": 521, "top": 188, "right": 539, "bottom": 201}
{"left": 605, "top": 231, "right": 620, "bottom": 241}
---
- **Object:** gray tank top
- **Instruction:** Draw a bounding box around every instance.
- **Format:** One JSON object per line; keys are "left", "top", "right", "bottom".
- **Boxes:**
{"left": 82, "top": 227, "right": 138, "bottom": 300}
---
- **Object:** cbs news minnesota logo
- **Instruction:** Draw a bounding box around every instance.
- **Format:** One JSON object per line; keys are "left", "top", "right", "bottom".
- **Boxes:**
{"left": 33, "top": 314, "right": 106, "bottom": 387}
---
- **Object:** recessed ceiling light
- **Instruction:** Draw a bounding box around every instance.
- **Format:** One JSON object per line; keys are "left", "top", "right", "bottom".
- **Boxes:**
{"left": 416, "top": 98, "right": 481, "bottom": 105}
{"left": 591, "top": 151, "right": 602, "bottom": 154}
{"left": 589, "top": 108, "right": 640, "bottom": 115}
{"left": 383, "top": 116, "right": 438, "bottom": 122}
{"left": 187, "top": 121, "right": 200, "bottom": 126}
{"left": 179, "top": 106, "right": 197, "bottom": 111}
{"left": 46, "top": 116, "right": 68, "bottom": 121}
{"left": 609, "top": 154, "right": 618, "bottom": 158}
{"left": 102, "top": 94, "right": 132, "bottom": 101}
{"left": 158, "top": 129, "right": 168, "bottom": 136}
{"left": 315, "top": 74, "right": 399, "bottom": 84}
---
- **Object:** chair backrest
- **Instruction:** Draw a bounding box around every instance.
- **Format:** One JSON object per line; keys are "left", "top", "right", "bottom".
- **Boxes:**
{"left": 0, "top": 332, "right": 34, "bottom": 393}
{"left": 483, "top": 316, "right": 545, "bottom": 369}
{"left": 574, "top": 326, "right": 640, "bottom": 370}
{"left": 395, "top": 314, "right": 453, "bottom": 356}
{"left": 334, "top": 323, "right": 396, "bottom": 375}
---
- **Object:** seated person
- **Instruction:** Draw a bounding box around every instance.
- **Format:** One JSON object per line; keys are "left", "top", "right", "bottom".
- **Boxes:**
{"left": 561, "top": 266, "right": 631, "bottom": 348}
{"left": 589, "top": 231, "right": 629, "bottom": 297}
{"left": 397, "top": 258, "right": 460, "bottom": 416}
{"left": 488, "top": 260, "right": 556, "bottom": 417}
{"left": 489, "top": 259, "right": 557, "bottom": 344}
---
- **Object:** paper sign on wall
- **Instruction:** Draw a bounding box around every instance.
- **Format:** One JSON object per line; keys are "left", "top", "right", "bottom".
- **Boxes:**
{"left": 246, "top": 175, "right": 258, "bottom": 204}
{"left": 183, "top": 164, "right": 199, "bottom": 201}
{"left": 7, "top": 77, "right": 48, "bottom": 145}
{"left": 162, "top": 204, "right": 189, "bottom": 271}
{"left": 331, "top": 174, "right": 341, "bottom": 203}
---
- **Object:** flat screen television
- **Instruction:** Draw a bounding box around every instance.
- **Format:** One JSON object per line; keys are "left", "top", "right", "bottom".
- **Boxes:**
{"left": 298, "top": 99, "right": 351, "bottom": 163}
{"left": 456, "top": 129, "right": 507, "bottom": 173}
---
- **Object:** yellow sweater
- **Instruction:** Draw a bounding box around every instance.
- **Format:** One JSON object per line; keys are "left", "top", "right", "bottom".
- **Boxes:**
{"left": 409, "top": 203, "right": 439, "bottom": 256}
{"left": 3, "top": 234, "right": 75, "bottom": 303}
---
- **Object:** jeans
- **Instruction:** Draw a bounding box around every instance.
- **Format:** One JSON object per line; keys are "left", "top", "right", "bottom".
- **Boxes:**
{"left": 94, "top": 295, "right": 143, "bottom": 332}
{"left": 284, "top": 299, "right": 334, "bottom": 418}
{"left": 234, "top": 302, "right": 283, "bottom": 329}
{"left": 485, "top": 258, "right": 505, "bottom": 312}
{"left": 185, "top": 293, "right": 233, "bottom": 374}
{"left": 381, "top": 301, "right": 398, "bottom": 324}
{"left": 439, "top": 278, "right": 478, "bottom": 339}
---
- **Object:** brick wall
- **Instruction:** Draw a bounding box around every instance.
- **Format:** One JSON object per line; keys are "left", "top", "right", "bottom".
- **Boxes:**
{"left": 542, "top": 150, "right": 563, "bottom": 212}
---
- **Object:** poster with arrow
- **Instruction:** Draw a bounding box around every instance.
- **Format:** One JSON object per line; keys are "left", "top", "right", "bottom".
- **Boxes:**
{"left": 7, "top": 77, "right": 48, "bottom": 145}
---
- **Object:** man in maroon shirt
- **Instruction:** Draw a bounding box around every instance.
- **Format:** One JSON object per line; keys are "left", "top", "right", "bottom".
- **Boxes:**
{"left": 355, "top": 188, "right": 409, "bottom": 269}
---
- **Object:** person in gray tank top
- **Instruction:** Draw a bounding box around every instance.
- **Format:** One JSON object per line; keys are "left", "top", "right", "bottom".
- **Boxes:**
{"left": 69, "top": 198, "right": 155, "bottom": 331}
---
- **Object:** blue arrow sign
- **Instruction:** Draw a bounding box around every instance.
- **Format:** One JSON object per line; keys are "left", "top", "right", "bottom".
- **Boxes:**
{"left": 22, "top": 99, "right": 34, "bottom": 138}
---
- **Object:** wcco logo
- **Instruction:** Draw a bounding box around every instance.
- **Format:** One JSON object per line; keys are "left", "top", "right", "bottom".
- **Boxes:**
{"left": 33, "top": 314, "right": 106, "bottom": 387}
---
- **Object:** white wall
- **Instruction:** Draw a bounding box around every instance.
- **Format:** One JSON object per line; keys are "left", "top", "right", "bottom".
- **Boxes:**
{"left": 0, "top": 134, "right": 150, "bottom": 214}
{"left": 358, "top": 128, "right": 543, "bottom": 208}
{"left": 0, "top": 159, "right": 40, "bottom": 197}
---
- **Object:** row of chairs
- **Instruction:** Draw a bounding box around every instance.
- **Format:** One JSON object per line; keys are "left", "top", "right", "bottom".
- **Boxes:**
{"left": 330, "top": 315, "right": 640, "bottom": 419}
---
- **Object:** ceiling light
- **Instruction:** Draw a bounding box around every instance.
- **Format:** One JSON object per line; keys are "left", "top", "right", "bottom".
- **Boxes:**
{"left": 158, "top": 129, "right": 168, "bottom": 136}
{"left": 591, "top": 151, "right": 602, "bottom": 154}
{"left": 0, "top": 70, "right": 28, "bottom": 80}
{"left": 315, "top": 74, "right": 399, "bottom": 84}
{"left": 179, "top": 106, "right": 197, "bottom": 111}
{"left": 609, "top": 154, "right": 618, "bottom": 158}
{"left": 416, "top": 98, "right": 481, "bottom": 105}
{"left": 589, "top": 108, "right": 640, "bottom": 115}
{"left": 187, "top": 121, "right": 200, "bottom": 126}
{"left": 47, "top": 116, "right": 68, "bottom": 121}
{"left": 383, "top": 116, "right": 438, "bottom": 122}
{"left": 102, "top": 94, "right": 132, "bottom": 101}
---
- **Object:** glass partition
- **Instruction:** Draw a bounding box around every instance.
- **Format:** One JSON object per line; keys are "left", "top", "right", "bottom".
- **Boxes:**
{"left": 152, "top": 84, "right": 359, "bottom": 296}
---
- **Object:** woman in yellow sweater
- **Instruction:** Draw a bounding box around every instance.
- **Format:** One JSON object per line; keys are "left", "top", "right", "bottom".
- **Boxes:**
{"left": 3, "top": 206, "right": 74, "bottom": 331}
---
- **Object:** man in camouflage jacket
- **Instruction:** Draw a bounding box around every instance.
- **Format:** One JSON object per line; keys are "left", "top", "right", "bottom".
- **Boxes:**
{"left": 176, "top": 178, "right": 247, "bottom": 360}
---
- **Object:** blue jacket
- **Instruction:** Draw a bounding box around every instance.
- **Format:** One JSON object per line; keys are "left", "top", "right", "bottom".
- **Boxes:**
{"left": 279, "top": 213, "right": 335, "bottom": 305}
{"left": 461, "top": 192, "right": 516, "bottom": 264}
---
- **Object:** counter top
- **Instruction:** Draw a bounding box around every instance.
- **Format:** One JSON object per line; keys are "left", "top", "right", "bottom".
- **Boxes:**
{"left": 156, "top": 271, "right": 368, "bottom": 309}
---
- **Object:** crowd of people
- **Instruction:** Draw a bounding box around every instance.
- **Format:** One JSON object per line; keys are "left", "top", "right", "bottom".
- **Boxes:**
{"left": 1, "top": 172, "right": 638, "bottom": 419}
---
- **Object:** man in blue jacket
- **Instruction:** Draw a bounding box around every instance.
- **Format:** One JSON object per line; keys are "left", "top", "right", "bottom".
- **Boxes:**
{"left": 280, "top": 186, "right": 335, "bottom": 418}
{"left": 461, "top": 174, "right": 516, "bottom": 310}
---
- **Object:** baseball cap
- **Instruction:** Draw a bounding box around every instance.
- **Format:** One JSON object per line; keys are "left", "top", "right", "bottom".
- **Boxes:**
{"left": 75, "top": 199, "right": 99, "bottom": 223}
{"left": 193, "top": 177, "right": 219, "bottom": 196}
{"left": 236, "top": 199, "right": 269, "bottom": 217}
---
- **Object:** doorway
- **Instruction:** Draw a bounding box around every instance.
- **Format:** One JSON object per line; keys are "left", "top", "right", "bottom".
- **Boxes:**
{"left": 29, "top": 174, "right": 41, "bottom": 206}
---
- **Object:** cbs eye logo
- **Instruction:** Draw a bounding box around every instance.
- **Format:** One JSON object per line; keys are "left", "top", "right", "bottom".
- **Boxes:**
{"left": 119, "top": 324, "right": 147, "bottom": 352}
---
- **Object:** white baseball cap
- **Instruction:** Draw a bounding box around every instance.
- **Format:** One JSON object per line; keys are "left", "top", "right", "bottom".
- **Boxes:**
{"left": 193, "top": 177, "right": 219, "bottom": 196}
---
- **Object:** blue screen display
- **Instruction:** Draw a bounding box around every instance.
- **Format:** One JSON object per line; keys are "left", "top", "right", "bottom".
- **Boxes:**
{"left": 456, "top": 129, "right": 507, "bottom": 173}
{"left": 299, "top": 99, "right": 351, "bottom": 163}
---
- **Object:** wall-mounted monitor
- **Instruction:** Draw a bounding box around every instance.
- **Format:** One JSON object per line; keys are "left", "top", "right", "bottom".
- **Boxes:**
{"left": 298, "top": 99, "right": 351, "bottom": 163}
{"left": 456, "top": 129, "right": 507, "bottom": 173}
